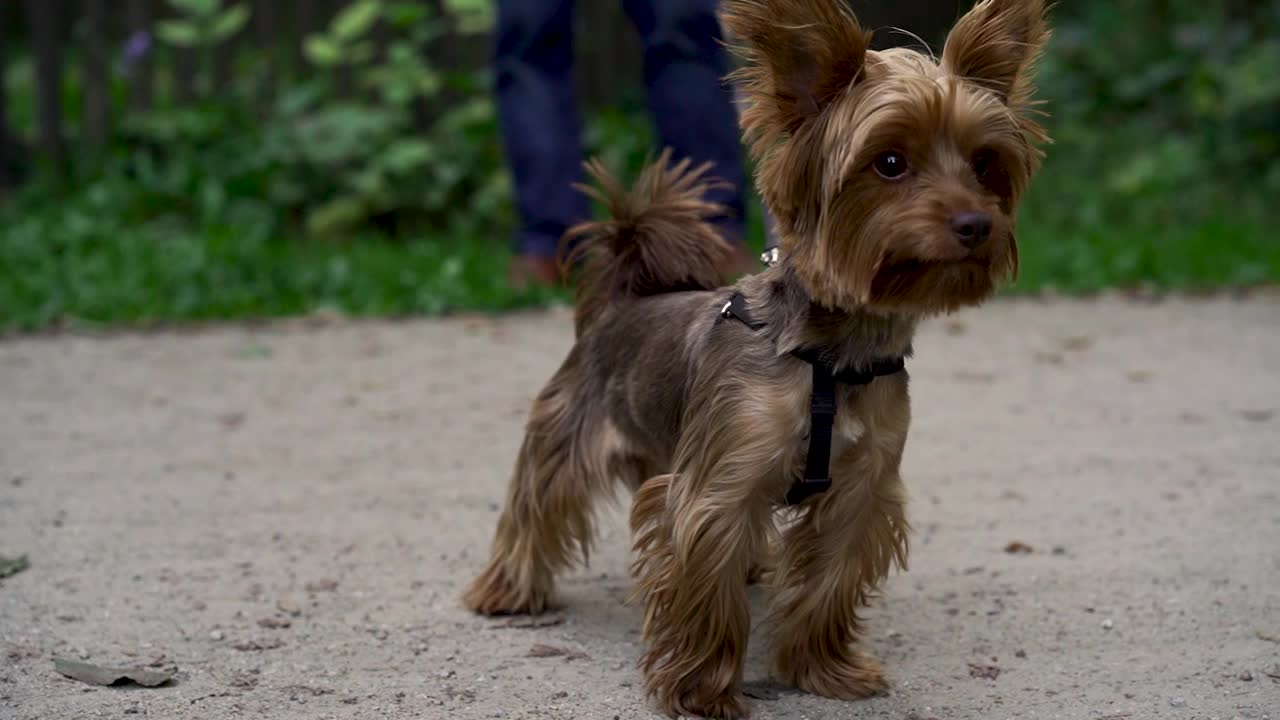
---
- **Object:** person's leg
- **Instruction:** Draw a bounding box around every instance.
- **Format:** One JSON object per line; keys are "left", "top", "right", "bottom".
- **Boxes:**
{"left": 494, "top": 0, "right": 585, "bottom": 282}
{"left": 623, "top": 0, "right": 749, "bottom": 254}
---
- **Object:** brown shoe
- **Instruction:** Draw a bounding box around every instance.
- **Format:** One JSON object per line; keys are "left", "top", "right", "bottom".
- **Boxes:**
{"left": 507, "top": 254, "right": 563, "bottom": 289}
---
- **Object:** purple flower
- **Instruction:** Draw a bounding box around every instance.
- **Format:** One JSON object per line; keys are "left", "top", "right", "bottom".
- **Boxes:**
{"left": 122, "top": 31, "right": 152, "bottom": 68}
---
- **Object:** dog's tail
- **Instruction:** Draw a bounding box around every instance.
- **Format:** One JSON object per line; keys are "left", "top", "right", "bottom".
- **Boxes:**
{"left": 560, "top": 149, "right": 734, "bottom": 334}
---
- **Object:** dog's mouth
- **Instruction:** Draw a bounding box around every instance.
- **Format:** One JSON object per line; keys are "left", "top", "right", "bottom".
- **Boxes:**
{"left": 868, "top": 256, "right": 1000, "bottom": 310}
{"left": 876, "top": 256, "right": 991, "bottom": 281}
{"left": 885, "top": 256, "right": 988, "bottom": 270}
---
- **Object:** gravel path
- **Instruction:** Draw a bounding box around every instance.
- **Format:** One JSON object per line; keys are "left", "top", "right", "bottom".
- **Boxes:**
{"left": 1, "top": 297, "right": 1278, "bottom": 719}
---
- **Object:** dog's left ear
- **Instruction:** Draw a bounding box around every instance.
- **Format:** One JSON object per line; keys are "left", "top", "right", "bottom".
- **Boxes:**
{"left": 942, "top": 0, "right": 1050, "bottom": 107}
{"left": 721, "top": 0, "right": 872, "bottom": 141}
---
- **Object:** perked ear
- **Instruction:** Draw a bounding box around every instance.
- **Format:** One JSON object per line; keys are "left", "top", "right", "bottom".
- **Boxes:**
{"left": 942, "top": 0, "right": 1050, "bottom": 107}
{"left": 720, "top": 0, "right": 871, "bottom": 147}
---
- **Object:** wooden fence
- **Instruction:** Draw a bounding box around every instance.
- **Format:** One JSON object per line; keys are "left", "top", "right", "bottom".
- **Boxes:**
{"left": 0, "top": 0, "right": 960, "bottom": 190}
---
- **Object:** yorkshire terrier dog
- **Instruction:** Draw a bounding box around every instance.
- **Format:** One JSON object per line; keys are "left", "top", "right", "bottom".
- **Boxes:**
{"left": 464, "top": 0, "right": 1050, "bottom": 716}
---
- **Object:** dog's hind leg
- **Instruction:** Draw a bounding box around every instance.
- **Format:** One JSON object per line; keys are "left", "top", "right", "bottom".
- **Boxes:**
{"left": 464, "top": 358, "right": 614, "bottom": 616}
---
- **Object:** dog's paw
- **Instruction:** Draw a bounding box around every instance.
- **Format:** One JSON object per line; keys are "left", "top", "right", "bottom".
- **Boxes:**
{"left": 461, "top": 564, "right": 550, "bottom": 616}
{"left": 656, "top": 686, "right": 750, "bottom": 720}
{"left": 783, "top": 650, "right": 888, "bottom": 701}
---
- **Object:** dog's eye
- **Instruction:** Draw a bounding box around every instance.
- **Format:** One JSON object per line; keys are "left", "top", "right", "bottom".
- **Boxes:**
{"left": 972, "top": 149, "right": 996, "bottom": 178}
{"left": 873, "top": 151, "right": 908, "bottom": 180}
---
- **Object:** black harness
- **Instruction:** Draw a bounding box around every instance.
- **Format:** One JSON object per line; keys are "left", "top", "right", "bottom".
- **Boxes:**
{"left": 716, "top": 293, "right": 907, "bottom": 505}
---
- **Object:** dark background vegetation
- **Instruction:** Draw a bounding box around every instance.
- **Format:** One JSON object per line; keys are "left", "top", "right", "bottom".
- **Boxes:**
{"left": 1, "top": 0, "right": 1277, "bottom": 331}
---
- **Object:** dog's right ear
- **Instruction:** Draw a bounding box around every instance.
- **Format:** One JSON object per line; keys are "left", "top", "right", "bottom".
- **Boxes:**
{"left": 721, "top": 0, "right": 871, "bottom": 144}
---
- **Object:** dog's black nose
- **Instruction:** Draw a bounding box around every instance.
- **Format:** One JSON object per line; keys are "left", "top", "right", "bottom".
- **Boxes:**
{"left": 951, "top": 212, "right": 993, "bottom": 249}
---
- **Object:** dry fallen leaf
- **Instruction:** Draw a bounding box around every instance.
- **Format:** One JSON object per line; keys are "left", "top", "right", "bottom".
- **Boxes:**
{"left": 233, "top": 638, "right": 286, "bottom": 652}
{"left": 1060, "top": 335, "right": 1094, "bottom": 352}
{"left": 526, "top": 644, "right": 589, "bottom": 661}
{"left": 0, "top": 554, "right": 29, "bottom": 580}
{"left": 282, "top": 684, "right": 335, "bottom": 698}
{"left": 526, "top": 644, "right": 565, "bottom": 658}
{"left": 1004, "top": 541, "right": 1034, "bottom": 555}
{"left": 276, "top": 594, "right": 302, "bottom": 617}
{"left": 968, "top": 662, "right": 1001, "bottom": 680}
{"left": 53, "top": 657, "right": 174, "bottom": 687}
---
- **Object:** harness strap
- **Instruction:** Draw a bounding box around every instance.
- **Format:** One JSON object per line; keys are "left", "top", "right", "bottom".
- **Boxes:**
{"left": 718, "top": 293, "right": 765, "bottom": 329}
{"left": 716, "top": 292, "right": 906, "bottom": 506}
{"left": 786, "top": 362, "right": 836, "bottom": 504}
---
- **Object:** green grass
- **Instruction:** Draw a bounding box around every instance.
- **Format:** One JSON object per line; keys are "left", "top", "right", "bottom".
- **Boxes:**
{"left": 2, "top": 165, "right": 1277, "bottom": 334}
{"left": 1015, "top": 213, "right": 1278, "bottom": 293}
{"left": 0, "top": 197, "right": 567, "bottom": 333}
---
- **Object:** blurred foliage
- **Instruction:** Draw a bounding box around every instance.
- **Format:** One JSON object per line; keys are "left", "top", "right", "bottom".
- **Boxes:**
{"left": 122, "top": 0, "right": 510, "bottom": 239}
{"left": 157, "top": 0, "right": 251, "bottom": 49}
{"left": 1, "top": 0, "right": 1278, "bottom": 331}
{"left": 1013, "top": 0, "right": 1280, "bottom": 290}
{"left": 1036, "top": 0, "right": 1280, "bottom": 213}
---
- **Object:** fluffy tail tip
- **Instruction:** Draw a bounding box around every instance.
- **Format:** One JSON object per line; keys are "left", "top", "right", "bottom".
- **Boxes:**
{"left": 559, "top": 149, "right": 736, "bottom": 327}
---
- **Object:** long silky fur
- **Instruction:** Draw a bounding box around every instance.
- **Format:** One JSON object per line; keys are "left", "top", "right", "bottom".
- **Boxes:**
{"left": 561, "top": 149, "right": 733, "bottom": 336}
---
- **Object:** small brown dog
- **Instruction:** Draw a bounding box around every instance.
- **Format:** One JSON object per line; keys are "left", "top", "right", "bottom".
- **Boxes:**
{"left": 465, "top": 0, "right": 1050, "bottom": 716}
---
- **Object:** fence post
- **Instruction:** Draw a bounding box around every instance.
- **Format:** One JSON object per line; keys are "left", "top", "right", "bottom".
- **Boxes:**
{"left": 0, "top": 21, "right": 8, "bottom": 189}
{"left": 173, "top": 48, "right": 199, "bottom": 104}
{"left": 212, "top": 14, "right": 241, "bottom": 92}
{"left": 127, "top": 0, "right": 154, "bottom": 112}
{"left": 170, "top": 0, "right": 199, "bottom": 107}
{"left": 83, "top": 0, "right": 111, "bottom": 151}
{"left": 255, "top": 0, "right": 278, "bottom": 103}
{"left": 0, "top": 23, "right": 10, "bottom": 192}
{"left": 294, "top": 0, "right": 318, "bottom": 80}
{"left": 26, "top": 0, "right": 68, "bottom": 174}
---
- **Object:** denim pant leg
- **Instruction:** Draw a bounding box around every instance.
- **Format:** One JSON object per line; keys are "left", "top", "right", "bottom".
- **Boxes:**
{"left": 494, "top": 0, "right": 586, "bottom": 259}
{"left": 623, "top": 0, "right": 747, "bottom": 245}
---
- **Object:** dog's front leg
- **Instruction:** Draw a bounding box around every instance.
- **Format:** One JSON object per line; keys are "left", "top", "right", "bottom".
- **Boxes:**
{"left": 769, "top": 382, "right": 911, "bottom": 700}
{"left": 629, "top": 412, "right": 779, "bottom": 719}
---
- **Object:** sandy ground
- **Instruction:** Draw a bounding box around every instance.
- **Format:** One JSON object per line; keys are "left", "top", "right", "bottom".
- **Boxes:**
{"left": 1, "top": 297, "right": 1278, "bottom": 720}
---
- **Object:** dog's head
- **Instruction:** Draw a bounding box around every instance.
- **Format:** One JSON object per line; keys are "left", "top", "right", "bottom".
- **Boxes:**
{"left": 723, "top": 0, "right": 1051, "bottom": 314}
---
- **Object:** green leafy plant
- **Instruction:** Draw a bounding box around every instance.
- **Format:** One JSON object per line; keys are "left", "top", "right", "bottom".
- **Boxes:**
{"left": 121, "top": 0, "right": 509, "bottom": 239}
{"left": 1038, "top": 1, "right": 1280, "bottom": 209}
{"left": 282, "top": 0, "right": 496, "bottom": 233}
{"left": 156, "top": 0, "right": 250, "bottom": 49}
{"left": 269, "top": 0, "right": 507, "bottom": 235}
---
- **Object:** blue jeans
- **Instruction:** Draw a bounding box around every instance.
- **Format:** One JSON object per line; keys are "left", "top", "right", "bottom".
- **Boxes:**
{"left": 494, "top": 0, "right": 747, "bottom": 259}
